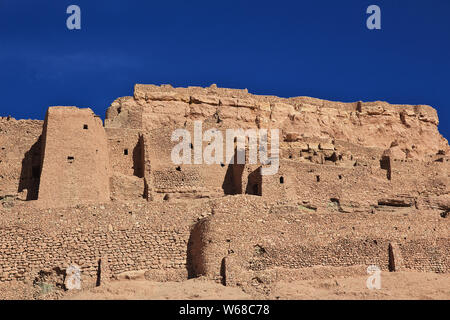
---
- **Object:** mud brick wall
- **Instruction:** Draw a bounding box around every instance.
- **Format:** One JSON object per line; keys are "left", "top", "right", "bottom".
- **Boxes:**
{"left": 0, "top": 118, "right": 43, "bottom": 199}
{"left": 261, "top": 159, "right": 390, "bottom": 208}
{"left": 38, "top": 107, "right": 111, "bottom": 206}
{"left": 106, "top": 127, "right": 144, "bottom": 178}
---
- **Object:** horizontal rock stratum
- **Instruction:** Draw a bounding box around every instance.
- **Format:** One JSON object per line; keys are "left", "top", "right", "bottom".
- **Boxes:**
{"left": 107, "top": 84, "right": 448, "bottom": 160}
{"left": 0, "top": 84, "right": 448, "bottom": 296}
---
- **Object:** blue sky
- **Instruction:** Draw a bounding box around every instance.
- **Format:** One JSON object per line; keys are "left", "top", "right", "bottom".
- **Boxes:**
{"left": 1, "top": 0, "right": 449, "bottom": 139}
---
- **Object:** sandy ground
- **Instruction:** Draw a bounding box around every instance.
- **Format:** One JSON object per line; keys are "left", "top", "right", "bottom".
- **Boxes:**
{"left": 267, "top": 271, "right": 450, "bottom": 300}
{"left": 64, "top": 278, "right": 250, "bottom": 300}
{"left": 1, "top": 271, "right": 448, "bottom": 300}
{"left": 62, "top": 271, "right": 449, "bottom": 300}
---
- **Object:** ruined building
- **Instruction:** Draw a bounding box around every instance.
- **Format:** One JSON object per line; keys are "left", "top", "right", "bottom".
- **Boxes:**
{"left": 0, "top": 84, "right": 448, "bottom": 291}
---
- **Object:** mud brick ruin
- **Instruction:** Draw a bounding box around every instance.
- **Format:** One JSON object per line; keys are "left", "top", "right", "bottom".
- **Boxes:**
{"left": 0, "top": 84, "right": 448, "bottom": 292}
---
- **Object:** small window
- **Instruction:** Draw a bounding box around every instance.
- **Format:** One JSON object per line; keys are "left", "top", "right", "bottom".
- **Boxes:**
{"left": 67, "top": 156, "right": 74, "bottom": 163}
{"left": 83, "top": 124, "right": 88, "bottom": 130}
{"left": 280, "top": 176, "right": 284, "bottom": 184}
{"left": 330, "top": 198, "right": 340, "bottom": 205}
{"left": 316, "top": 175, "right": 320, "bottom": 182}
{"left": 124, "top": 149, "right": 128, "bottom": 155}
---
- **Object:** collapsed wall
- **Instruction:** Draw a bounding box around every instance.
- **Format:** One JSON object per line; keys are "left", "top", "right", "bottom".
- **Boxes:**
{"left": 0, "top": 117, "right": 43, "bottom": 200}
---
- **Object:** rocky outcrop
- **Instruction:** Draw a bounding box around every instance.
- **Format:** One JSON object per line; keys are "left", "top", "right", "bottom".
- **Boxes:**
{"left": 105, "top": 84, "right": 449, "bottom": 160}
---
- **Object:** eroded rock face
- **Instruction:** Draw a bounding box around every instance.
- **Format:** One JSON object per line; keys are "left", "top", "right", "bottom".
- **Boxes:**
{"left": 105, "top": 84, "right": 449, "bottom": 160}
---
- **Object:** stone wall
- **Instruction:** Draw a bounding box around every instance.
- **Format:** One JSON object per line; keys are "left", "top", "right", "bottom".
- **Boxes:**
{"left": 0, "top": 194, "right": 448, "bottom": 286}
{"left": 0, "top": 200, "right": 210, "bottom": 284}
{"left": 187, "top": 196, "right": 450, "bottom": 284}
{"left": 0, "top": 226, "right": 189, "bottom": 283}
{"left": 245, "top": 238, "right": 449, "bottom": 274}
{"left": 106, "top": 127, "right": 144, "bottom": 178}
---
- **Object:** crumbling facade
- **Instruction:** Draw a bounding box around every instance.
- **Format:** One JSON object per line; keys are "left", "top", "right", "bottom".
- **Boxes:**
{"left": 0, "top": 84, "right": 448, "bottom": 292}
{"left": 39, "top": 107, "right": 111, "bottom": 206}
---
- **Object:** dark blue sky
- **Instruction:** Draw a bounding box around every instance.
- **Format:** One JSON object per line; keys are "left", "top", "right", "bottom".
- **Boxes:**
{"left": 1, "top": 0, "right": 449, "bottom": 139}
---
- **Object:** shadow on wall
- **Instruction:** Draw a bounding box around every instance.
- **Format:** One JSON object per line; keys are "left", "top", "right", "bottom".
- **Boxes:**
{"left": 222, "top": 163, "right": 235, "bottom": 195}
{"left": 380, "top": 155, "right": 392, "bottom": 180}
{"left": 132, "top": 135, "right": 145, "bottom": 178}
{"left": 245, "top": 167, "right": 262, "bottom": 196}
{"left": 222, "top": 159, "right": 262, "bottom": 196}
{"left": 18, "top": 135, "right": 42, "bottom": 200}
{"left": 222, "top": 162, "right": 245, "bottom": 195}
{"left": 186, "top": 219, "right": 208, "bottom": 279}
{"left": 222, "top": 147, "right": 247, "bottom": 195}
